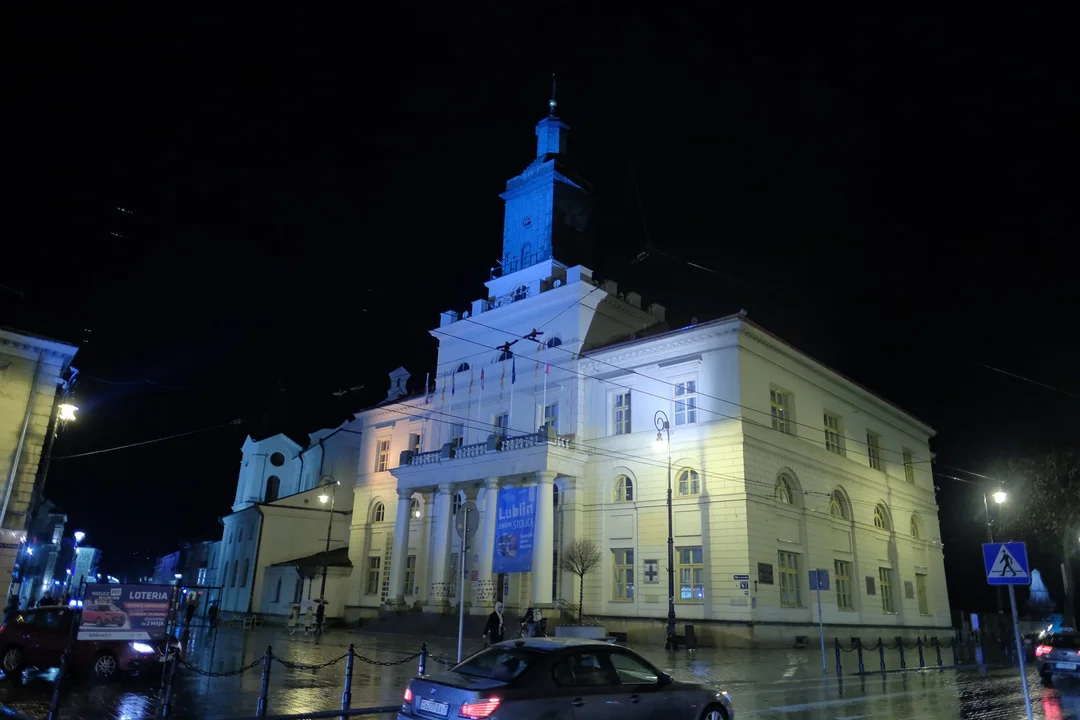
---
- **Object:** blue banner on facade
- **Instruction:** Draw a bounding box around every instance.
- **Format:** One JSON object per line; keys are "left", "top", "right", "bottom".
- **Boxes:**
{"left": 492, "top": 485, "right": 536, "bottom": 574}
{"left": 77, "top": 583, "right": 173, "bottom": 640}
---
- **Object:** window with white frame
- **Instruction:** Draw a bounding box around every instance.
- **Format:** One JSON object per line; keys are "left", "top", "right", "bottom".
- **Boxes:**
{"left": 375, "top": 438, "right": 391, "bottom": 472}
{"left": 674, "top": 380, "right": 697, "bottom": 426}
{"left": 677, "top": 547, "right": 704, "bottom": 601}
{"left": 873, "top": 504, "right": 889, "bottom": 530}
{"left": 778, "top": 550, "right": 801, "bottom": 607}
{"left": 380, "top": 547, "right": 392, "bottom": 601}
{"left": 405, "top": 556, "right": 417, "bottom": 595}
{"left": 866, "top": 431, "right": 884, "bottom": 471}
{"left": 493, "top": 413, "right": 509, "bottom": 436}
{"left": 373, "top": 502, "right": 386, "bottom": 523}
{"left": 909, "top": 515, "right": 920, "bottom": 539}
{"left": 613, "top": 392, "right": 631, "bottom": 435}
{"left": 677, "top": 469, "right": 700, "bottom": 496}
{"left": 614, "top": 475, "right": 633, "bottom": 502}
{"left": 366, "top": 557, "right": 381, "bottom": 594}
{"left": 408, "top": 432, "right": 422, "bottom": 454}
{"left": 903, "top": 449, "right": 915, "bottom": 483}
{"left": 450, "top": 424, "right": 465, "bottom": 448}
{"left": 770, "top": 387, "right": 793, "bottom": 435}
{"left": 410, "top": 497, "right": 421, "bottom": 520}
{"left": 823, "top": 413, "right": 844, "bottom": 454}
{"left": 834, "top": 560, "right": 853, "bottom": 611}
{"left": 829, "top": 491, "right": 848, "bottom": 519}
{"left": 452, "top": 491, "right": 464, "bottom": 517}
{"left": 543, "top": 403, "right": 558, "bottom": 434}
{"left": 612, "top": 549, "right": 634, "bottom": 600}
{"left": 775, "top": 474, "right": 794, "bottom": 504}
{"left": 879, "top": 567, "right": 895, "bottom": 612}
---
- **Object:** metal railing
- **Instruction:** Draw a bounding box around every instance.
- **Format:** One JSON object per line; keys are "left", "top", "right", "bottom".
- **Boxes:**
{"left": 405, "top": 431, "right": 574, "bottom": 467}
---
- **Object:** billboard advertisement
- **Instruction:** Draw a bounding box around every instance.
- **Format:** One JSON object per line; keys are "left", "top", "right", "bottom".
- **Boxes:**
{"left": 77, "top": 583, "right": 173, "bottom": 641}
{"left": 492, "top": 485, "right": 536, "bottom": 574}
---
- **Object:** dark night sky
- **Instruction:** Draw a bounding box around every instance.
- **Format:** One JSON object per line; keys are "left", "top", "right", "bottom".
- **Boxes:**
{"left": 6, "top": 7, "right": 1078, "bottom": 608}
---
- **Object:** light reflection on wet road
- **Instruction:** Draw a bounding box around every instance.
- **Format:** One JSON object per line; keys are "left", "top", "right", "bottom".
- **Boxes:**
{"left": 1, "top": 627, "right": 1079, "bottom": 719}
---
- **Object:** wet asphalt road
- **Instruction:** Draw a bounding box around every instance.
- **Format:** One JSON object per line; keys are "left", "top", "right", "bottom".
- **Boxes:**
{"left": 1, "top": 626, "right": 1078, "bottom": 719}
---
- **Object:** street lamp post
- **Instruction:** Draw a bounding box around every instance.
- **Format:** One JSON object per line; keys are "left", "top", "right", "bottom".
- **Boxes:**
{"left": 984, "top": 490, "right": 1007, "bottom": 617}
{"left": 317, "top": 476, "right": 340, "bottom": 600}
{"left": 654, "top": 411, "right": 677, "bottom": 651}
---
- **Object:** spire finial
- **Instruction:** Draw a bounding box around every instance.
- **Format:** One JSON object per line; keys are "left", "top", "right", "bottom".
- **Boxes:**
{"left": 548, "top": 73, "right": 557, "bottom": 116}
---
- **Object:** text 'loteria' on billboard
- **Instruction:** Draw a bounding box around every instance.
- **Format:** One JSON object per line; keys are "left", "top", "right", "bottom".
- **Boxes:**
{"left": 77, "top": 583, "right": 173, "bottom": 641}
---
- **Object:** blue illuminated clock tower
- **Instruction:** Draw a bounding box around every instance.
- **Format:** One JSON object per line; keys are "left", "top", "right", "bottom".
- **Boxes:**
{"left": 497, "top": 90, "right": 593, "bottom": 278}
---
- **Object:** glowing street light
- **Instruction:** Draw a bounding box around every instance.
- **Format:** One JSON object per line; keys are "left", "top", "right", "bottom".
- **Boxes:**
{"left": 73, "top": 531, "right": 85, "bottom": 544}
{"left": 58, "top": 404, "right": 79, "bottom": 422}
{"left": 993, "top": 490, "right": 1007, "bottom": 505}
{"left": 318, "top": 494, "right": 329, "bottom": 505}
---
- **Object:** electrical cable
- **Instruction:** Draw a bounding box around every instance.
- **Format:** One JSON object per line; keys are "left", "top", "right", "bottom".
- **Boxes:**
{"left": 52, "top": 419, "right": 242, "bottom": 460}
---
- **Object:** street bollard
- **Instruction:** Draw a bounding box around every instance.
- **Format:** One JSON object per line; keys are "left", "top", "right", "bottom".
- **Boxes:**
{"left": 256, "top": 645, "right": 272, "bottom": 717}
{"left": 47, "top": 652, "right": 68, "bottom": 720}
{"left": 856, "top": 638, "right": 865, "bottom": 674}
{"left": 917, "top": 637, "right": 925, "bottom": 668}
{"left": 340, "top": 644, "right": 354, "bottom": 719}
{"left": 897, "top": 637, "right": 906, "bottom": 670}
{"left": 161, "top": 647, "right": 180, "bottom": 717}
{"left": 878, "top": 638, "right": 886, "bottom": 673}
{"left": 834, "top": 638, "right": 842, "bottom": 676}
{"left": 934, "top": 638, "right": 943, "bottom": 667}
{"left": 418, "top": 643, "right": 428, "bottom": 676}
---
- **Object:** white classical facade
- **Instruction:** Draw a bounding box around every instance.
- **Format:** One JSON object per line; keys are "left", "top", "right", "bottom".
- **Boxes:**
{"left": 217, "top": 102, "right": 952, "bottom": 644}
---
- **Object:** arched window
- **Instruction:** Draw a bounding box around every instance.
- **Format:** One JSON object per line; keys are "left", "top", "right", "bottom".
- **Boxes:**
{"left": 677, "top": 469, "right": 700, "bottom": 496}
{"left": 497, "top": 349, "right": 514, "bottom": 362}
{"left": 410, "top": 497, "right": 421, "bottom": 519}
{"left": 873, "top": 504, "right": 889, "bottom": 530}
{"left": 910, "top": 515, "right": 920, "bottom": 539}
{"left": 775, "top": 475, "right": 794, "bottom": 504}
{"left": 265, "top": 475, "right": 280, "bottom": 503}
{"left": 455, "top": 362, "right": 470, "bottom": 373}
{"left": 829, "top": 491, "right": 848, "bottom": 519}
{"left": 452, "top": 491, "right": 465, "bottom": 516}
{"left": 373, "top": 502, "right": 386, "bottom": 523}
{"left": 546, "top": 336, "right": 563, "bottom": 349}
{"left": 553, "top": 484, "right": 560, "bottom": 507}
{"left": 615, "top": 475, "right": 633, "bottom": 502}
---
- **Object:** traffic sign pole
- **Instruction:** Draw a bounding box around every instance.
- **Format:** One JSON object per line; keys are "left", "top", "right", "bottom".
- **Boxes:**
{"left": 457, "top": 507, "right": 468, "bottom": 662}
{"left": 1008, "top": 584, "right": 1033, "bottom": 720}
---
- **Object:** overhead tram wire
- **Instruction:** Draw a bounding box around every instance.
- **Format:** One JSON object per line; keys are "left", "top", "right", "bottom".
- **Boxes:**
{"left": 52, "top": 419, "right": 242, "bottom": 460}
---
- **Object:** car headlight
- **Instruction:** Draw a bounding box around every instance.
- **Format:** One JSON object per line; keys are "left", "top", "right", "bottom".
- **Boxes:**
{"left": 130, "top": 642, "right": 156, "bottom": 654}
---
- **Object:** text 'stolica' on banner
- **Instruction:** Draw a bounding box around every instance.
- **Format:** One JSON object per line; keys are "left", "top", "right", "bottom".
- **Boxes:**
{"left": 492, "top": 486, "right": 536, "bottom": 574}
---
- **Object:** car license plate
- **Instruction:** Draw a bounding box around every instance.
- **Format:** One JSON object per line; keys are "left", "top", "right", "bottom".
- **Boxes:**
{"left": 1057, "top": 662, "right": 1077, "bottom": 670}
{"left": 418, "top": 698, "right": 449, "bottom": 716}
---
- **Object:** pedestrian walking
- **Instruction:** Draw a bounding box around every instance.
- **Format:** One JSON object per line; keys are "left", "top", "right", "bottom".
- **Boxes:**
{"left": 287, "top": 604, "right": 300, "bottom": 636}
{"left": 185, "top": 600, "right": 196, "bottom": 626}
{"left": 315, "top": 599, "right": 326, "bottom": 636}
{"left": 520, "top": 605, "right": 539, "bottom": 638}
{"left": 483, "top": 602, "right": 505, "bottom": 646}
{"left": 208, "top": 602, "right": 219, "bottom": 629}
{"left": 303, "top": 602, "right": 315, "bottom": 635}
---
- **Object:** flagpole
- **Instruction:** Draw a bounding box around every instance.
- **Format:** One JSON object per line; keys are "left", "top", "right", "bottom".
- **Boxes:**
{"left": 509, "top": 357, "right": 515, "bottom": 437}
{"left": 543, "top": 352, "right": 548, "bottom": 428}
{"left": 478, "top": 370, "right": 485, "bottom": 444}
{"left": 424, "top": 372, "right": 430, "bottom": 451}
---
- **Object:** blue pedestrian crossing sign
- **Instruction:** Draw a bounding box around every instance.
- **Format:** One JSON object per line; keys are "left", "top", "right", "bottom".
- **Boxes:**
{"left": 983, "top": 542, "right": 1031, "bottom": 585}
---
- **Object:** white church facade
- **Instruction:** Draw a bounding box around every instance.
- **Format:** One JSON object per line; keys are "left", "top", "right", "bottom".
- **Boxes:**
{"left": 211, "top": 100, "right": 952, "bottom": 645}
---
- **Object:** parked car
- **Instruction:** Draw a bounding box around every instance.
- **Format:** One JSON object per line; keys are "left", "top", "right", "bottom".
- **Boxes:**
{"left": 0, "top": 606, "right": 179, "bottom": 681}
{"left": 398, "top": 638, "right": 733, "bottom": 720}
{"left": 82, "top": 602, "right": 127, "bottom": 628}
{"left": 1036, "top": 632, "right": 1080, "bottom": 684}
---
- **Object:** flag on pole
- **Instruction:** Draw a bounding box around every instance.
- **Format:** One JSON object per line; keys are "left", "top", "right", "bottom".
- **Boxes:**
{"left": 511, "top": 356, "right": 517, "bottom": 385}
{"left": 469, "top": 368, "right": 474, "bottom": 396}
{"left": 424, "top": 372, "right": 431, "bottom": 404}
{"left": 500, "top": 362, "right": 505, "bottom": 392}
{"left": 440, "top": 374, "right": 446, "bottom": 405}
{"left": 451, "top": 369, "right": 456, "bottom": 396}
{"left": 481, "top": 369, "right": 485, "bottom": 391}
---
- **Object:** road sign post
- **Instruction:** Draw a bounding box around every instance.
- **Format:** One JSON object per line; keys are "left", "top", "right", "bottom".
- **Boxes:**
{"left": 983, "top": 542, "right": 1033, "bottom": 720}
{"left": 809, "top": 569, "right": 830, "bottom": 676}
{"left": 456, "top": 501, "right": 479, "bottom": 662}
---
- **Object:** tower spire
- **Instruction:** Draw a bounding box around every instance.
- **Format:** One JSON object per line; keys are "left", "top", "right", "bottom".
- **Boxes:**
{"left": 535, "top": 74, "right": 568, "bottom": 157}
{"left": 549, "top": 73, "right": 557, "bottom": 116}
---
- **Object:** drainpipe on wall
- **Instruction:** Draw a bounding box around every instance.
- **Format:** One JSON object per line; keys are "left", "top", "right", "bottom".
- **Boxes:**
{"left": 247, "top": 505, "right": 265, "bottom": 614}
{"left": 0, "top": 351, "right": 46, "bottom": 532}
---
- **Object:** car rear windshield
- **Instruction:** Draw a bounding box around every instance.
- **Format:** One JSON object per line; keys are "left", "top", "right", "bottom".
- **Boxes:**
{"left": 453, "top": 648, "right": 539, "bottom": 682}
{"left": 1050, "top": 634, "right": 1080, "bottom": 648}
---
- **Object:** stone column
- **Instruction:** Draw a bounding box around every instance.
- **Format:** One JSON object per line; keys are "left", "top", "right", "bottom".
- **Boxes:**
{"left": 472, "top": 477, "right": 500, "bottom": 613}
{"left": 424, "top": 484, "right": 454, "bottom": 612}
{"left": 386, "top": 487, "right": 412, "bottom": 609}
{"left": 531, "top": 471, "right": 557, "bottom": 606}
{"left": 558, "top": 477, "right": 581, "bottom": 606}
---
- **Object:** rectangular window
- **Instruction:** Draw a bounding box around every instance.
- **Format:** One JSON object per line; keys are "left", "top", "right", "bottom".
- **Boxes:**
{"left": 613, "top": 392, "right": 631, "bottom": 435}
{"left": 375, "top": 439, "right": 391, "bottom": 472}
{"left": 770, "top": 387, "right": 793, "bottom": 435}
{"left": 450, "top": 424, "right": 465, "bottom": 448}
{"left": 778, "top": 551, "right": 801, "bottom": 608}
{"left": 824, "top": 413, "right": 844, "bottom": 455}
{"left": 366, "top": 557, "right": 381, "bottom": 595}
{"left": 879, "top": 567, "right": 894, "bottom": 613}
{"left": 916, "top": 573, "right": 930, "bottom": 615}
{"left": 867, "top": 431, "right": 884, "bottom": 471}
{"left": 612, "top": 549, "right": 634, "bottom": 601}
{"left": 405, "top": 555, "right": 417, "bottom": 596}
{"left": 197, "top": 568, "right": 207, "bottom": 585}
{"left": 493, "top": 413, "right": 509, "bottom": 436}
{"left": 674, "top": 380, "right": 697, "bottom": 426}
{"left": 834, "top": 560, "right": 853, "bottom": 611}
{"left": 543, "top": 403, "right": 558, "bottom": 434}
{"left": 408, "top": 433, "right": 422, "bottom": 454}
{"left": 380, "top": 547, "right": 393, "bottom": 602}
{"left": 903, "top": 449, "right": 915, "bottom": 483}
{"left": 677, "top": 546, "right": 704, "bottom": 602}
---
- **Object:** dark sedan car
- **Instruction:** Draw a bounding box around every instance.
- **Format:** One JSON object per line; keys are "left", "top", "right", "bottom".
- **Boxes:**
{"left": 1036, "top": 632, "right": 1080, "bottom": 684}
{"left": 399, "top": 638, "right": 732, "bottom": 720}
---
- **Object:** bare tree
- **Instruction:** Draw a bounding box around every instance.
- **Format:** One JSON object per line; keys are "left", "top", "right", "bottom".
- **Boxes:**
{"left": 560, "top": 538, "right": 602, "bottom": 623}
